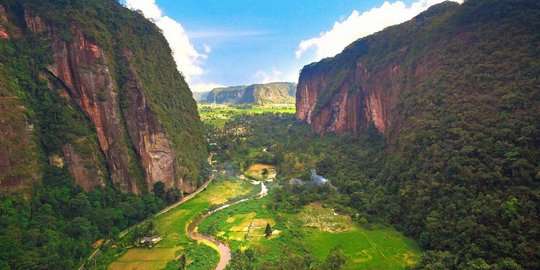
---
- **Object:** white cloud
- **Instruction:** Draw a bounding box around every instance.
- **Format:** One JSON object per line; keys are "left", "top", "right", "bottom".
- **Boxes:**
{"left": 123, "top": 0, "right": 205, "bottom": 83}
{"left": 254, "top": 69, "right": 283, "bottom": 84}
{"left": 254, "top": 68, "right": 299, "bottom": 84}
{"left": 296, "top": 0, "right": 463, "bottom": 60}
{"left": 190, "top": 82, "right": 225, "bottom": 93}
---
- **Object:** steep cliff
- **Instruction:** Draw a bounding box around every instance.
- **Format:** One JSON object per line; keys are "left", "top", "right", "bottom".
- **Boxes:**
{"left": 296, "top": 0, "right": 540, "bottom": 268}
{"left": 297, "top": 0, "right": 540, "bottom": 138}
{"left": 0, "top": 0, "right": 207, "bottom": 194}
{"left": 206, "top": 82, "right": 296, "bottom": 104}
{"left": 0, "top": 5, "right": 8, "bottom": 39}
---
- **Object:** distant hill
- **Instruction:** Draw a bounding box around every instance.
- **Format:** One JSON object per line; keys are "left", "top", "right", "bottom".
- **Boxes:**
{"left": 193, "top": 91, "right": 210, "bottom": 102}
{"left": 205, "top": 82, "right": 296, "bottom": 104}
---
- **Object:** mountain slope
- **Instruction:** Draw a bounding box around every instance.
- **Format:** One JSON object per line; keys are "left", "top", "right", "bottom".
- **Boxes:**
{"left": 206, "top": 82, "right": 296, "bottom": 104}
{"left": 297, "top": 0, "right": 540, "bottom": 268}
{"left": 0, "top": 0, "right": 207, "bottom": 194}
{"left": 0, "top": 1, "right": 209, "bottom": 268}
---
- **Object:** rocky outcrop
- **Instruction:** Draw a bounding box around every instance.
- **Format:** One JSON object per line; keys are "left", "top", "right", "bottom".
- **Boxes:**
{"left": 296, "top": 3, "right": 458, "bottom": 136}
{"left": 297, "top": 61, "right": 403, "bottom": 135}
{"left": 24, "top": 12, "right": 139, "bottom": 192}
{"left": 0, "top": 5, "right": 9, "bottom": 39}
{"left": 0, "top": 1, "right": 207, "bottom": 194}
{"left": 206, "top": 82, "right": 296, "bottom": 104}
{"left": 122, "top": 49, "right": 179, "bottom": 191}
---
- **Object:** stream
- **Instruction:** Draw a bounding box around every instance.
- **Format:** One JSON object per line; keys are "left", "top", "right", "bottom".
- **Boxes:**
{"left": 187, "top": 181, "right": 268, "bottom": 270}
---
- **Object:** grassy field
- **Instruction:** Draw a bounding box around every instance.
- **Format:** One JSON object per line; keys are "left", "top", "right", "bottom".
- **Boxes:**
{"left": 199, "top": 195, "right": 305, "bottom": 263}
{"left": 199, "top": 195, "right": 421, "bottom": 269}
{"left": 305, "top": 224, "right": 420, "bottom": 269}
{"left": 108, "top": 179, "right": 257, "bottom": 270}
{"left": 298, "top": 204, "right": 420, "bottom": 269}
{"left": 198, "top": 104, "right": 295, "bottom": 128}
{"left": 194, "top": 104, "right": 421, "bottom": 269}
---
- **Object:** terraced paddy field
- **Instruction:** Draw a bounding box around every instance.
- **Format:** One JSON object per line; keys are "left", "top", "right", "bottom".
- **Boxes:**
{"left": 199, "top": 195, "right": 421, "bottom": 269}
{"left": 305, "top": 225, "right": 420, "bottom": 269}
{"left": 107, "top": 179, "right": 257, "bottom": 270}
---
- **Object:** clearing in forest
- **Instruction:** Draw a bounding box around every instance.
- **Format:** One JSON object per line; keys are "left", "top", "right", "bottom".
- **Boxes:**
{"left": 302, "top": 203, "right": 421, "bottom": 270}
{"left": 199, "top": 195, "right": 421, "bottom": 269}
{"left": 108, "top": 179, "right": 256, "bottom": 270}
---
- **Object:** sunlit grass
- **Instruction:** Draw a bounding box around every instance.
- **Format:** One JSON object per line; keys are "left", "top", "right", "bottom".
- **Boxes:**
{"left": 199, "top": 194, "right": 421, "bottom": 269}
{"left": 300, "top": 203, "right": 420, "bottom": 269}
{"left": 198, "top": 104, "right": 295, "bottom": 128}
{"left": 108, "top": 179, "right": 256, "bottom": 270}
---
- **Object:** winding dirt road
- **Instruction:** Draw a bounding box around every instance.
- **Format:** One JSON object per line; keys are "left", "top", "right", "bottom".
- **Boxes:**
{"left": 79, "top": 155, "right": 216, "bottom": 270}
{"left": 187, "top": 182, "right": 267, "bottom": 270}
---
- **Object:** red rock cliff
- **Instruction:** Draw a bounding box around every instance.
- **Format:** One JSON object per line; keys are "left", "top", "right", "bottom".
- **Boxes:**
{"left": 121, "top": 49, "right": 181, "bottom": 191}
{"left": 296, "top": 3, "right": 459, "bottom": 137}
{"left": 0, "top": 5, "right": 9, "bottom": 39}
{"left": 297, "top": 61, "right": 403, "bottom": 135}
{"left": 24, "top": 11, "right": 139, "bottom": 192}
{"left": 9, "top": 8, "right": 203, "bottom": 193}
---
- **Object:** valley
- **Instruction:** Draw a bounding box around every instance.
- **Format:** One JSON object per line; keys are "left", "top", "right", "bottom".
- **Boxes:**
{"left": 0, "top": 1, "right": 538, "bottom": 270}
{"left": 99, "top": 104, "right": 421, "bottom": 270}
{"left": 107, "top": 179, "right": 257, "bottom": 270}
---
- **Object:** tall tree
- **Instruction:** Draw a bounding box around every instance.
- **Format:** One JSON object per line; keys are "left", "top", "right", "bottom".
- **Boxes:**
{"left": 264, "top": 223, "right": 272, "bottom": 238}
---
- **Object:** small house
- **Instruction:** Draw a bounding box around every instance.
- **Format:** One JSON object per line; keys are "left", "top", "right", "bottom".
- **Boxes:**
{"left": 139, "top": 236, "right": 162, "bottom": 247}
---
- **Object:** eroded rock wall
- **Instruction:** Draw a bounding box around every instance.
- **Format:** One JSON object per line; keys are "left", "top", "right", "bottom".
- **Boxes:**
{"left": 0, "top": 3, "right": 206, "bottom": 194}
{"left": 296, "top": 4, "right": 450, "bottom": 137}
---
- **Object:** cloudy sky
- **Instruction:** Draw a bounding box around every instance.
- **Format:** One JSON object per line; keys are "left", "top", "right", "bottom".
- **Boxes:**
{"left": 122, "top": 0, "right": 462, "bottom": 92}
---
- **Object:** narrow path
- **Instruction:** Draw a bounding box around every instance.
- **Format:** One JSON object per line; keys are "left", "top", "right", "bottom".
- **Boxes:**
{"left": 79, "top": 155, "right": 215, "bottom": 270}
{"left": 187, "top": 182, "right": 267, "bottom": 270}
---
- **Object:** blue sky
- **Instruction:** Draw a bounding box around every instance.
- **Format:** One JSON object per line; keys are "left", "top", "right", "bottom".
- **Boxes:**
{"left": 160, "top": 0, "right": 379, "bottom": 88}
{"left": 123, "top": 0, "right": 461, "bottom": 92}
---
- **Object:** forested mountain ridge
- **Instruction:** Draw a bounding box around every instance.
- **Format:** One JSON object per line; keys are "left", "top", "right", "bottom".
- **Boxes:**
{"left": 296, "top": 0, "right": 540, "bottom": 268}
{"left": 0, "top": 0, "right": 207, "bottom": 194}
{"left": 0, "top": 0, "right": 208, "bottom": 268}
{"left": 205, "top": 82, "right": 296, "bottom": 104}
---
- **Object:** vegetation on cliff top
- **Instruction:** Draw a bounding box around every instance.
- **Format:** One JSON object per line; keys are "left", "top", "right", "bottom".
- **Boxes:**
{"left": 11, "top": 0, "right": 208, "bottom": 186}
{"left": 0, "top": 0, "right": 208, "bottom": 268}
{"left": 205, "top": 82, "right": 297, "bottom": 105}
{"left": 0, "top": 36, "right": 166, "bottom": 268}
{"left": 298, "top": 0, "right": 540, "bottom": 268}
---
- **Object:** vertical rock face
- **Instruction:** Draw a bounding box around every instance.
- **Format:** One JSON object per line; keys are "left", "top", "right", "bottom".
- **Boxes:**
{"left": 0, "top": 1, "right": 207, "bottom": 194}
{"left": 24, "top": 13, "right": 138, "bottom": 192}
{"left": 297, "top": 61, "right": 404, "bottom": 135}
{"left": 0, "top": 5, "right": 8, "bottom": 39}
{"left": 296, "top": 3, "right": 464, "bottom": 137}
{"left": 122, "top": 49, "right": 179, "bottom": 191}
